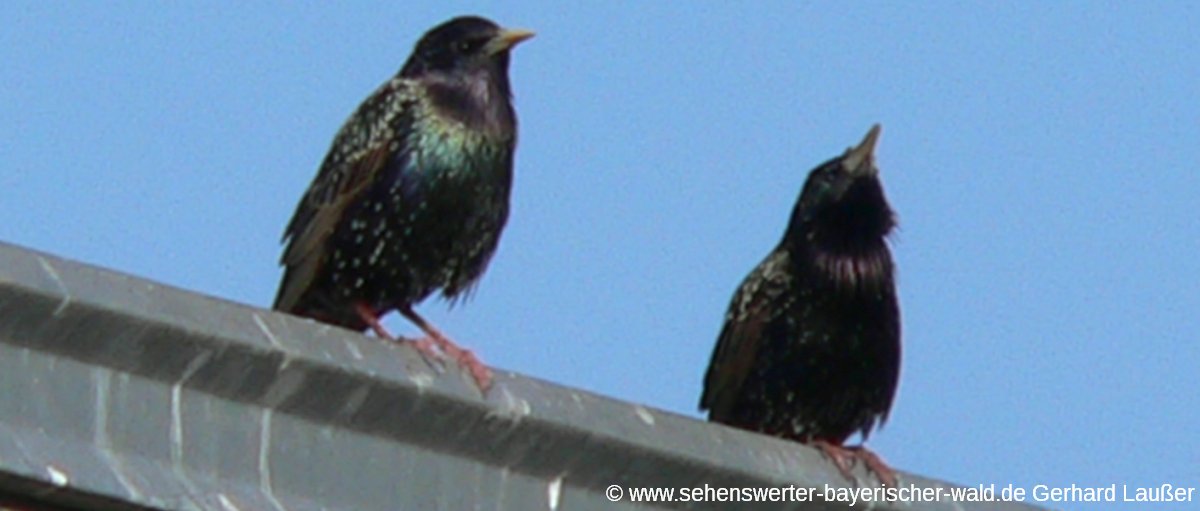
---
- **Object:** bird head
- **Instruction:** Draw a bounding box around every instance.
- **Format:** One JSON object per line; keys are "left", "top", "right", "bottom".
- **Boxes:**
{"left": 402, "top": 16, "right": 534, "bottom": 80}
{"left": 785, "top": 124, "right": 896, "bottom": 253}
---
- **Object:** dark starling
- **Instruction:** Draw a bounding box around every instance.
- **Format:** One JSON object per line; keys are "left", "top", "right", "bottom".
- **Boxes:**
{"left": 273, "top": 16, "right": 534, "bottom": 391}
{"left": 700, "top": 125, "right": 901, "bottom": 485}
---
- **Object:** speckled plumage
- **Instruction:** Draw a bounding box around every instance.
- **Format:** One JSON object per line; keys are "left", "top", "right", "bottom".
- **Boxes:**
{"left": 701, "top": 125, "right": 901, "bottom": 450}
{"left": 274, "top": 17, "right": 531, "bottom": 342}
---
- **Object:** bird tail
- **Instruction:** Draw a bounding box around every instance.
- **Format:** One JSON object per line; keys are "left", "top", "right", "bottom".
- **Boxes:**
{"left": 272, "top": 265, "right": 369, "bottom": 333}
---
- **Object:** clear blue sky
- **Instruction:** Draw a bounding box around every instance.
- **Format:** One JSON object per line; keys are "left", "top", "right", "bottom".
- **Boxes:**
{"left": 3, "top": 2, "right": 1197, "bottom": 508}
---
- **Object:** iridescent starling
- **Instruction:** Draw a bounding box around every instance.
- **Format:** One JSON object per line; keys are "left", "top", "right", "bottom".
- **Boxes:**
{"left": 274, "top": 16, "right": 534, "bottom": 391}
{"left": 700, "top": 125, "right": 901, "bottom": 485}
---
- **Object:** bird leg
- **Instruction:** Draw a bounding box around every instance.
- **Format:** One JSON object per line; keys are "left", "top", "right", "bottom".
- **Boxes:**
{"left": 399, "top": 305, "right": 493, "bottom": 392}
{"left": 812, "top": 440, "right": 858, "bottom": 484}
{"left": 354, "top": 302, "right": 440, "bottom": 363}
{"left": 354, "top": 302, "right": 393, "bottom": 338}
{"left": 846, "top": 445, "right": 898, "bottom": 487}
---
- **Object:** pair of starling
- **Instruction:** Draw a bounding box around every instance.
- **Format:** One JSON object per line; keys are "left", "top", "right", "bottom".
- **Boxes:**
{"left": 272, "top": 14, "right": 900, "bottom": 485}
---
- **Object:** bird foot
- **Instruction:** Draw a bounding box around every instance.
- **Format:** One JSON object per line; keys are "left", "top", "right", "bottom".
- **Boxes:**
{"left": 846, "top": 445, "right": 898, "bottom": 487}
{"left": 427, "top": 333, "right": 493, "bottom": 392}
{"left": 813, "top": 441, "right": 898, "bottom": 487}
{"left": 354, "top": 303, "right": 446, "bottom": 373}
{"left": 397, "top": 306, "right": 492, "bottom": 393}
{"left": 404, "top": 335, "right": 449, "bottom": 370}
{"left": 813, "top": 440, "right": 858, "bottom": 484}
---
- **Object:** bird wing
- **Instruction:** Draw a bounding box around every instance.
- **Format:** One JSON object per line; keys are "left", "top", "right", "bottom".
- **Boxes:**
{"left": 700, "top": 250, "right": 792, "bottom": 420}
{"left": 273, "top": 82, "right": 414, "bottom": 311}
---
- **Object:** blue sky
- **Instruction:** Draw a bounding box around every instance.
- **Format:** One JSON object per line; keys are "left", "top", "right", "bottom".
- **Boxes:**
{"left": 3, "top": 2, "right": 1197, "bottom": 508}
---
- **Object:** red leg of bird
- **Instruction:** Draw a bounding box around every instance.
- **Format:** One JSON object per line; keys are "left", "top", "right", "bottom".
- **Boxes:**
{"left": 399, "top": 305, "right": 493, "bottom": 392}
{"left": 354, "top": 302, "right": 439, "bottom": 361}
{"left": 847, "top": 446, "right": 898, "bottom": 487}
{"left": 812, "top": 440, "right": 858, "bottom": 484}
{"left": 354, "top": 302, "right": 393, "bottom": 339}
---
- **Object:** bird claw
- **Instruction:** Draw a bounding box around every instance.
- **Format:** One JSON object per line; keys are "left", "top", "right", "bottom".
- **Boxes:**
{"left": 399, "top": 306, "right": 493, "bottom": 393}
{"left": 813, "top": 441, "right": 898, "bottom": 488}
{"left": 814, "top": 441, "right": 858, "bottom": 484}
{"left": 402, "top": 335, "right": 492, "bottom": 391}
{"left": 404, "top": 335, "right": 448, "bottom": 373}
{"left": 427, "top": 334, "right": 493, "bottom": 392}
{"left": 453, "top": 347, "right": 493, "bottom": 393}
{"left": 847, "top": 446, "right": 898, "bottom": 487}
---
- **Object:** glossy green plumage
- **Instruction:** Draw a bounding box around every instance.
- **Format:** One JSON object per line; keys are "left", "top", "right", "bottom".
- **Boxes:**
{"left": 274, "top": 16, "right": 526, "bottom": 332}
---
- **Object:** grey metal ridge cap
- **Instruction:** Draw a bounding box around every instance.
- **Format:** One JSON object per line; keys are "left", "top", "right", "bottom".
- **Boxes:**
{"left": 0, "top": 240, "right": 1043, "bottom": 511}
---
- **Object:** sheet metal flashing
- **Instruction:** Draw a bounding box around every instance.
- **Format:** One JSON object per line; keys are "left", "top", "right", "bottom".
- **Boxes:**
{"left": 0, "top": 241, "right": 1042, "bottom": 510}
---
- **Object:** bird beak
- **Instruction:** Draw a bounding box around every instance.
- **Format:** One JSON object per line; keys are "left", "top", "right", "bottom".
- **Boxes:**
{"left": 842, "top": 124, "right": 882, "bottom": 177}
{"left": 486, "top": 28, "right": 536, "bottom": 54}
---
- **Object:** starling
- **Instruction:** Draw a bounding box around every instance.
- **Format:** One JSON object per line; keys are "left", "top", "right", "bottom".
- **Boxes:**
{"left": 273, "top": 16, "right": 534, "bottom": 391}
{"left": 700, "top": 125, "right": 901, "bottom": 485}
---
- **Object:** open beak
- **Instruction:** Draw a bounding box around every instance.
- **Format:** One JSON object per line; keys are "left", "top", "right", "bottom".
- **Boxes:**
{"left": 842, "top": 124, "right": 882, "bottom": 177}
{"left": 486, "top": 28, "right": 536, "bottom": 54}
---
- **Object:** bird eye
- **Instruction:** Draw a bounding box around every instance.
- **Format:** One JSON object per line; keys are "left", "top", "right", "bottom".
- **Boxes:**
{"left": 456, "top": 39, "right": 481, "bottom": 53}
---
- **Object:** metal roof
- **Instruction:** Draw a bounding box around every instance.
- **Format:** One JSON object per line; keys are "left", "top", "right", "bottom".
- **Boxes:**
{"left": 0, "top": 241, "right": 1043, "bottom": 510}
